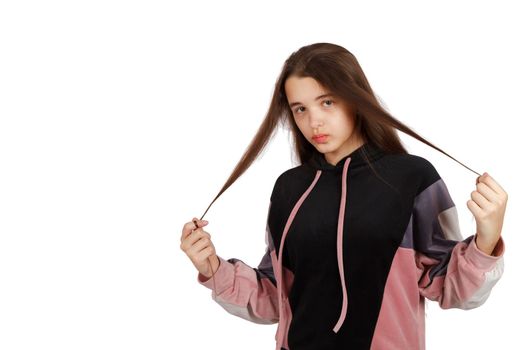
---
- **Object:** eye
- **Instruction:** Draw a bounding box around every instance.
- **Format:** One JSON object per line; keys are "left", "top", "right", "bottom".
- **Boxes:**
{"left": 294, "top": 106, "right": 305, "bottom": 113}
{"left": 294, "top": 100, "right": 333, "bottom": 114}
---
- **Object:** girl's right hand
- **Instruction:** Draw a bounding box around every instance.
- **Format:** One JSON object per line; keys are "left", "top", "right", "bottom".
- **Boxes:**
{"left": 180, "top": 218, "right": 220, "bottom": 279}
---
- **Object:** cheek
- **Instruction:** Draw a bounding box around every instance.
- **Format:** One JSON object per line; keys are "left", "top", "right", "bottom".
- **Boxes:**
{"left": 334, "top": 115, "right": 355, "bottom": 134}
{"left": 295, "top": 119, "right": 310, "bottom": 135}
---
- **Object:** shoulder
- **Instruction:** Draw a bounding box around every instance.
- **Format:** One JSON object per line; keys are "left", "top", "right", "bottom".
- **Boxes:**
{"left": 381, "top": 152, "right": 442, "bottom": 195}
{"left": 270, "top": 164, "right": 317, "bottom": 203}
{"left": 398, "top": 153, "right": 439, "bottom": 178}
{"left": 402, "top": 153, "right": 442, "bottom": 194}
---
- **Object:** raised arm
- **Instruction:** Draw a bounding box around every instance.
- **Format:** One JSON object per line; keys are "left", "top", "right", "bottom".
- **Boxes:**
{"left": 195, "top": 201, "right": 280, "bottom": 324}
{"left": 412, "top": 161, "right": 505, "bottom": 309}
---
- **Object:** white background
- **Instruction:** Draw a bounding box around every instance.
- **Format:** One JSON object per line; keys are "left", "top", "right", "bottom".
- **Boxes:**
{"left": 1, "top": 1, "right": 524, "bottom": 349}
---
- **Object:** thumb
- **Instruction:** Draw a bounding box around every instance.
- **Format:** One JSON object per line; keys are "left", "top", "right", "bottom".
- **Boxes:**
{"left": 192, "top": 218, "right": 209, "bottom": 228}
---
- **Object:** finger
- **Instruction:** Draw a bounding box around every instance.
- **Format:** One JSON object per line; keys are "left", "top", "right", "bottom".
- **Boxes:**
{"left": 467, "top": 199, "right": 483, "bottom": 218}
{"left": 182, "top": 228, "right": 210, "bottom": 250}
{"left": 181, "top": 219, "right": 209, "bottom": 241}
{"left": 471, "top": 190, "right": 491, "bottom": 210}
{"left": 479, "top": 173, "right": 506, "bottom": 196}
{"left": 195, "top": 246, "right": 215, "bottom": 263}
{"left": 476, "top": 182, "right": 499, "bottom": 203}
{"left": 181, "top": 220, "right": 197, "bottom": 235}
{"left": 187, "top": 236, "right": 212, "bottom": 256}
{"left": 181, "top": 231, "right": 204, "bottom": 252}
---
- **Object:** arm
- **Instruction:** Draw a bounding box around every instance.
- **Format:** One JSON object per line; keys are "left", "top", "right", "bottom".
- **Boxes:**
{"left": 197, "top": 201, "right": 280, "bottom": 324}
{"left": 413, "top": 162, "right": 505, "bottom": 310}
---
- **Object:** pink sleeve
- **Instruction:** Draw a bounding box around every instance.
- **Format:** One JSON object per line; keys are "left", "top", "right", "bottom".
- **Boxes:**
{"left": 416, "top": 235, "right": 505, "bottom": 309}
{"left": 412, "top": 174, "right": 505, "bottom": 310}
{"left": 196, "top": 201, "right": 279, "bottom": 324}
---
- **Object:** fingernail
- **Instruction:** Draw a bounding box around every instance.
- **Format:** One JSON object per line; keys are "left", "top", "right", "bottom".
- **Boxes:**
{"left": 203, "top": 220, "right": 209, "bottom": 224}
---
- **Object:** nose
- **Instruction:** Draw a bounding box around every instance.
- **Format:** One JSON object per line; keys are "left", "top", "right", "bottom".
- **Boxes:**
{"left": 309, "top": 110, "right": 324, "bottom": 130}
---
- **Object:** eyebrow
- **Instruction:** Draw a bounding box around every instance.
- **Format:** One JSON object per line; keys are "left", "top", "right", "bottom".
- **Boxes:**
{"left": 288, "top": 93, "right": 335, "bottom": 109}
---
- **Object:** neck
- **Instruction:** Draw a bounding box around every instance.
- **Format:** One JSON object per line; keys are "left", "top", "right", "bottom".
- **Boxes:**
{"left": 324, "top": 138, "right": 365, "bottom": 166}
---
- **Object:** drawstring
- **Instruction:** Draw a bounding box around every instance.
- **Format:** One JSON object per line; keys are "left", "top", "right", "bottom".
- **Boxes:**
{"left": 276, "top": 170, "right": 322, "bottom": 347}
{"left": 197, "top": 154, "right": 353, "bottom": 344}
{"left": 333, "top": 157, "right": 351, "bottom": 333}
{"left": 275, "top": 155, "right": 352, "bottom": 342}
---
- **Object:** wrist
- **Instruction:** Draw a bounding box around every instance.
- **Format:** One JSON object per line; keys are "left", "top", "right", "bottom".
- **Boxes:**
{"left": 211, "top": 255, "right": 220, "bottom": 274}
{"left": 475, "top": 234, "right": 500, "bottom": 256}
{"left": 201, "top": 255, "right": 220, "bottom": 279}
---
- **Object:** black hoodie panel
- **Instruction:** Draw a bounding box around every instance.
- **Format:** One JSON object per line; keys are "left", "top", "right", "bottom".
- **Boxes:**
{"left": 268, "top": 142, "right": 436, "bottom": 349}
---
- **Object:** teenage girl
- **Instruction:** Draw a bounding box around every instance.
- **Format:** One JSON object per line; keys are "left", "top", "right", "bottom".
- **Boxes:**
{"left": 180, "top": 42, "right": 507, "bottom": 350}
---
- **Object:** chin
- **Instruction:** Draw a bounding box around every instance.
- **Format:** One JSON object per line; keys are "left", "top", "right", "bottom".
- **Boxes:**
{"left": 314, "top": 146, "right": 332, "bottom": 154}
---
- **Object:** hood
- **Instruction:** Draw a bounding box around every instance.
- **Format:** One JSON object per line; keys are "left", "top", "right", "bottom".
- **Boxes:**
{"left": 307, "top": 141, "right": 385, "bottom": 171}
{"left": 275, "top": 142, "right": 386, "bottom": 337}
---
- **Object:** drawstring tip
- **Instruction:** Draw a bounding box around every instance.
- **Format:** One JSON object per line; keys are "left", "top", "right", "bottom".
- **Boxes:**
{"left": 332, "top": 323, "right": 342, "bottom": 333}
{"left": 332, "top": 314, "right": 346, "bottom": 333}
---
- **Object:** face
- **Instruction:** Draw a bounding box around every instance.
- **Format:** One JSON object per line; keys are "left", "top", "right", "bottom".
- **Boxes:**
{"left": 284, "top": 75, "right": 364, "bottom": 166}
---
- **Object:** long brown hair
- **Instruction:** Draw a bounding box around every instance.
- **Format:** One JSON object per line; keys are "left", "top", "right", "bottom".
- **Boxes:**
{"left": 196, "top": 42, "right": 481, "bottom": 220}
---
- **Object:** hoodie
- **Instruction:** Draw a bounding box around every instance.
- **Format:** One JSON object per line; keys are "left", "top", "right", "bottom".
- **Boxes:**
{"left": 196, "top": 142, "right": 505, "bottom": 350}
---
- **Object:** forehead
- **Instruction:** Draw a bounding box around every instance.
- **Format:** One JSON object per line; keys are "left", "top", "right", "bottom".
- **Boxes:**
{"left": 284, "top": 76, "right": 329, "bottom": 101}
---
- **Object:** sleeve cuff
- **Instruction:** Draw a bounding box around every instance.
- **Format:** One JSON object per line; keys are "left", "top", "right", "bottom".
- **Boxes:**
{"left": 465, "top": 235, "right": 505, "bottom": 271}
{"left": 196, "top": 255, "right": 234, "bottom": 294}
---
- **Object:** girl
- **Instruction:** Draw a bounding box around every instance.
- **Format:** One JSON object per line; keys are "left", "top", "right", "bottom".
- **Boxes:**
{"left": 180, "top": 42, "right": 507, "bottom": 350}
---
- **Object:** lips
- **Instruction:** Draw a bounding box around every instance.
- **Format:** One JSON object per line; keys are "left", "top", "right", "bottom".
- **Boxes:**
{"left": 312, "top": 134, "right": 328, "bottom": 143}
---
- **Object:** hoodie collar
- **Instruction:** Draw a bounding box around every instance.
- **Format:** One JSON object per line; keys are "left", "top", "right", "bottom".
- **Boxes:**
{"left": 307, "top": 141, "right": 385, "bottom": 171}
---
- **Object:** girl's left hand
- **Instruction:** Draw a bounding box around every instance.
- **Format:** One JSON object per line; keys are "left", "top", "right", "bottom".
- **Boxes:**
{"left": 466, "top": 172, "right": 508, "bottom": 255}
